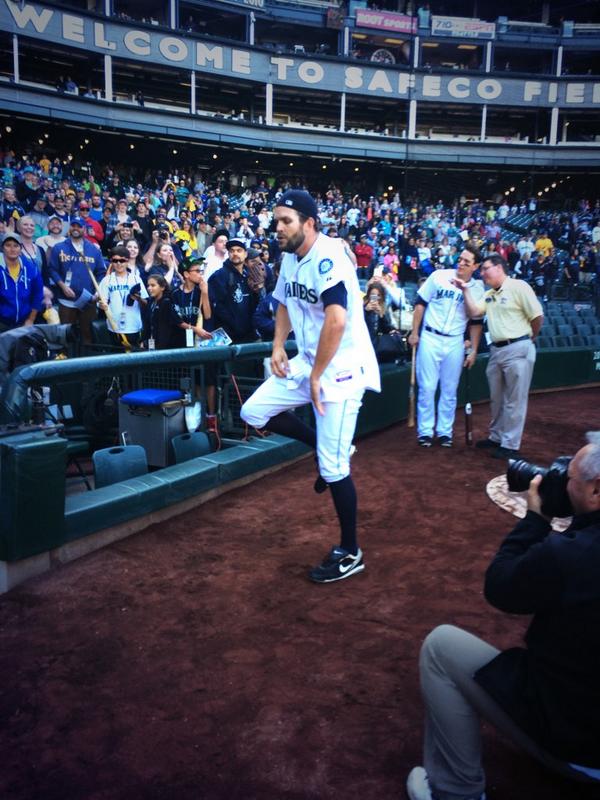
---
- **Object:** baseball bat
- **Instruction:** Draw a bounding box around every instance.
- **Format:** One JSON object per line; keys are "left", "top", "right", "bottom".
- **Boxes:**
{"left": 464, "top": 364, "right": 473, "bottom": 446}
{"left": 407, "top": 343, "right": 416, "bottom": 428}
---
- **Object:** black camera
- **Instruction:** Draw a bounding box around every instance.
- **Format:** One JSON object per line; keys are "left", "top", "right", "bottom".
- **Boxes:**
{"left": 507, "top": 456, "right": 573, "bottom": 518}
{"left": 126, "top": 283, "right": 141, "bottom": 306}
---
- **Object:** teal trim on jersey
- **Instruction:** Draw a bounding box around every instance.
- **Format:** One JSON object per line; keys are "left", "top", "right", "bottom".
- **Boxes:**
{"left": 336, "top": 399, "right": 348, "bottom": 472}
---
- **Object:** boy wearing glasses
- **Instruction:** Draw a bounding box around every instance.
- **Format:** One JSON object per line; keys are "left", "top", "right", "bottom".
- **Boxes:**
{"left": 171, "top": 257, "right": 213, "bottom": 348}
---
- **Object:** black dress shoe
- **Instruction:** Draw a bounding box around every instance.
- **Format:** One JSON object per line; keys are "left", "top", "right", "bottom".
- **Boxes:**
{"left": 492, "top": 446, "right": 520, "bottom": 459}
{"left": 476, "top": 438, "right": 500, "bottom": 449}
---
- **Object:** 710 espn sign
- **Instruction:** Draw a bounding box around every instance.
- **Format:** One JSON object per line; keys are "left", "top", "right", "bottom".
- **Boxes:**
{"left": 431, "top": 15, "right": 496, "bottom": 40}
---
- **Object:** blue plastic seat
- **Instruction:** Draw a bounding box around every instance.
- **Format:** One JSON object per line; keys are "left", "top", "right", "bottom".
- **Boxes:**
{"left": 92, "top": 445, "right": 148, "bottom": 489}
{"left": 170, "top": 431, "right": 212, "bottom": 464}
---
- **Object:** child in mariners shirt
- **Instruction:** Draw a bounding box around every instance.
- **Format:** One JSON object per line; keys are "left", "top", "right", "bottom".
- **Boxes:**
{"left": 170, "top": 256, "right": 213, "bottom": 348}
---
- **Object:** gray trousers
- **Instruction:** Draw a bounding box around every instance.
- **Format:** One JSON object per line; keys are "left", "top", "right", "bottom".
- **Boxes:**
{"left": 486, "top": 339, "right": 536, "bottom": 450}
{"left": 420, "top": 625, "right": 593, "bottom": 800}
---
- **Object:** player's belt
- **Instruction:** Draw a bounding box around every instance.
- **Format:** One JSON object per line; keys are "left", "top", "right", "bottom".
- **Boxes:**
{"left": 491, "top": 334, "right": 530, "bottom": 348}
{"left": 424, "top": 325, "right": 460, "bottom": 337}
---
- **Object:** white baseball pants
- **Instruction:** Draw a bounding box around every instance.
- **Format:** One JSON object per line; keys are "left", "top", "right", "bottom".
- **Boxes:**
{"left": 241, "top": 374, "right": 362, "bottom": 483}
{"left": 416, "top": 329, "right": 465, "bottom": 439}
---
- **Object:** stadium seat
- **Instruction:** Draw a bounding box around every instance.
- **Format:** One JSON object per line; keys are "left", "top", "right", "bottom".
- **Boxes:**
{"left": 586, "top": 334, "right": 600, "bottom": 347}
{"left": 536, "top": 336, "right": 553, "bottom": 349}
{"left": 569, "top": 335, "right": 586, "bottom": 347}
{"left": 546, "top": 315, "right": 566, "bottom": 326}
{"left": 552, "top": 336, "right": 570, "bottom": 348}
{"left": 170, "top": 431, "right": 212, "bottom": 464}
{"left": 592, "top": 324, "right": 600, "bottom": 335}
{"left": 576, "top": 324, "right": 592, "bottom": 337}
{"left": 557, "top": 324, "right": 574, "bottom": 336}
{"left": 92, "top": 445, "right": 148, "bottom": 489}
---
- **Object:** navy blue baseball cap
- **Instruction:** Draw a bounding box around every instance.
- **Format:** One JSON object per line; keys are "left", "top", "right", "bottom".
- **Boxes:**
{"left": 276, "top": 190, "right": 318, "bottom": 222}
{"left": 70, "top": 217, "right": 86, "bottom": 227}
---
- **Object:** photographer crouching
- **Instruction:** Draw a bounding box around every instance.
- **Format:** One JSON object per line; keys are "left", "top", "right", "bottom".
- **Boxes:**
{"left": 407, "top": 433, "right": 600, "bottom": 800}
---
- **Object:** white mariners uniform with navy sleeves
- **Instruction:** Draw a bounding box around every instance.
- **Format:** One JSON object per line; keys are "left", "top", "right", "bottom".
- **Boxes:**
{"left": 241, "top": 233, "right": 380, "bottom": 482}
{"left": 416, "top": 268, "right": 485, "bottom": 440}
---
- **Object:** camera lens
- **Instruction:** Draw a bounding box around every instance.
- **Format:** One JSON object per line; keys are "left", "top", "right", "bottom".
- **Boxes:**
{"left": 506, "top": 459, "right": 546, "bottom": 493}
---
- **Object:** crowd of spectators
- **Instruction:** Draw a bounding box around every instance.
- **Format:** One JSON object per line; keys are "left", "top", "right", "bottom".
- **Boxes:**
{"left": 1, "top": 146, "right": 599, "bottom": 372}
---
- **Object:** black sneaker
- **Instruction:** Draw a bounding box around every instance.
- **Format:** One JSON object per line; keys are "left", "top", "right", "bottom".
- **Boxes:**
{"left": 475, "top": 438, "right": 499, "bottom": 449}
{"left": 309, "top": 547, "right": 365, "bottom": 584}
{"left": 418, "top": 435, "right": 433, "bottom": 447}
{"left": 492, "top": 446, "right": 520, "bottom": 460}
{"left": 438, "top": 435, "right": 453, "bottom": 448}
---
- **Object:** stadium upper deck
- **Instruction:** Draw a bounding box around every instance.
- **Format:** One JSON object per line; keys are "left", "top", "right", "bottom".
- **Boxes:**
{"left": 1, "top": 0, "right": 600, "bottom": 171}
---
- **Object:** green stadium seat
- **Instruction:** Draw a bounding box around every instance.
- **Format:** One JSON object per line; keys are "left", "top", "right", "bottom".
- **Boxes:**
{"left": 93, "top": 445, "right": 148, "bottom": 488}
{"left": 170, "top": 431, "right": 212, "bottom": 464}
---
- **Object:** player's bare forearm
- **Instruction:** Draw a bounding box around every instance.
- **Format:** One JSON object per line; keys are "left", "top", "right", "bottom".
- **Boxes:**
{"left": 452, "top": 279, "right": 485, "bottom": 319}
{"left": 530, "top": 314, "right": 544, "bottom": 340}
{"left": 273, "top": 303, "right": 292, "bottom": 349}
{"left": 465, "top": 323, "right": 482, "bottom": 368}
{"left": 408, "top": 304, "right": 425, "bottom": 346}
{"left": 271, "top": 304, "right": 292, "bottom": 377}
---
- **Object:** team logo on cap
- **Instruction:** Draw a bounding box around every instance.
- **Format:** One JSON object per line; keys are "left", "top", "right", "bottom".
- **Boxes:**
{"left": 318, "top": 258, "right": 333, "bottom": 275}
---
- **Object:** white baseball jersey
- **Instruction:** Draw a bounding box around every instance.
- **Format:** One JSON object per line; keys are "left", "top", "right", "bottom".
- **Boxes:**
{"left": 418, "top": 269, "right": 485, "bottom": 335}
{"left": 98, "top": 269, "right": 148, "bottom": 334}
{"left": 273, "top": 233, "right": 380, "bottom": 401}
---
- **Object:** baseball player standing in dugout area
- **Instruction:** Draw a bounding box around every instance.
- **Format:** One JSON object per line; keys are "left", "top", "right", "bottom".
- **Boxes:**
{"left": 241, "top": 190, "right": 381, "bottom": 584}
{"left": 408, "top": 244, "right": 485, "bottom": 448}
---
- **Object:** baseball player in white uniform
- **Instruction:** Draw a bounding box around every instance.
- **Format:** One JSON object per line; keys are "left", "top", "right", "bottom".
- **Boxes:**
{"left": 241, "top": 190, "right": 380, "bottom": 584}
{"left": 408, "top": 245, "right": 484, "bottom": 447}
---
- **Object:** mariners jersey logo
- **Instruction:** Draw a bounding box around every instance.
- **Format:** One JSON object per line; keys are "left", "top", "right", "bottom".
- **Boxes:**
{"left": 318, "top": 258, "right": 333, "bottom": 275}
{"left": 285, "top": 281, "right": 318, "bottom": 303}
{"left": 233, "top": 285, "right": 244, "bottom": 304}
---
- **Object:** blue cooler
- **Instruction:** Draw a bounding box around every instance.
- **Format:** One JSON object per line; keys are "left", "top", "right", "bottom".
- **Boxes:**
{"left": 119, "top": 389, "right": 185, "bottom": 467}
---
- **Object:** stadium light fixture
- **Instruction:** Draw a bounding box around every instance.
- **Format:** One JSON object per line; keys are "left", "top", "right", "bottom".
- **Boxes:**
{"left": 352, "top": 33, "right": 367, "bottom": 39}
{"left": 84, "top": 138, "right": 89, "bottom": 144}
{"left": 289, "top": 162, "right": 294, "bottom": 166}
{"left": 388, "top": 185, "right": 393, "bottom": 190}
{"left": 510, "top": 186, "right": 515, "bottom": 191}
{"left": 458, "top": 44, "right": 477, "bottom": 50}
{"left": 172, "top": 149, "right": 178, "bottom": 154}
{"left": 5, "top": 125, "right": 11, "bottom": 133}
{"left": 44, "top": 133, "right": 49, "bottom": 138}
{"left": 423, "top": 43, "right": 439, "bottom": 47}
{"left": 322, "top": 165, "right": 327, "bottom": 169}
{"left": 505, "top": 191, "right": 510, "bottom": 196}
{"left": 38, "top": 138, "right": 43, "bottom": 144}
{"left": 213, "top": 154, "right": 218, "bottom": 159}
{"left": 537, "top": 191, "right": 542, "bottom": 196}
{"left": 130, "top": 144, "right": 135, "bottom": 149}
{"left": 384, "top": 38, "right": 405, "bottom": 45}
{"left": 551, "top": 182, "right": 556, "bottom": 188}
{"left": 354, "top": 167, "right": 359, "bottom": 172}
